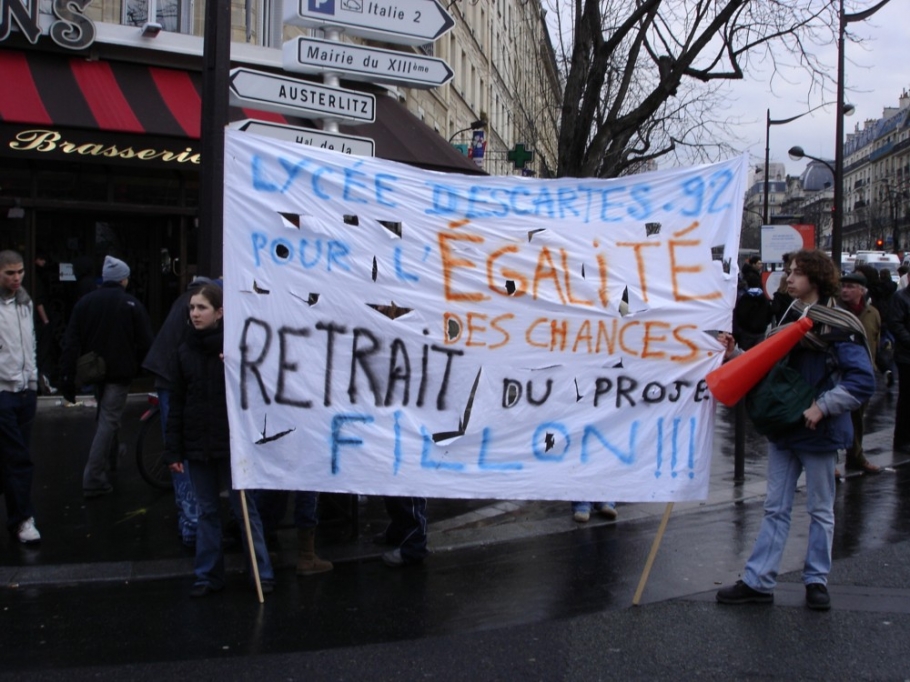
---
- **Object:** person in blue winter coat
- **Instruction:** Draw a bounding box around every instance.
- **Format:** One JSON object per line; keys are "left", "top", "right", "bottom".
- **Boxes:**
{"left": 716, "top": 249, "right": 874, "bottom": 611}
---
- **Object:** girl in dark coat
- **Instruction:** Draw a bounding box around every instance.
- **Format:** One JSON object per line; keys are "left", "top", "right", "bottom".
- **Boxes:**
{"left": 165, "top": 284, "right": 274, "bottom": 597}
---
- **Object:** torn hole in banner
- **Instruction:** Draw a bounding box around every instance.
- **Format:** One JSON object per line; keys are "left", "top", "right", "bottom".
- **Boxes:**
{"left": 445, "top": 315, "right": 461, "bottom": 342}
{"left": 289, "top": 291, "right": 320, "bottom": 306}
{"left": 377, "top": 220, "right": 402, "bottom": 238}
{"left": 343, "top": 214, "right": 359, "bottom": 226}
{"left": 254, "top": 414, "right": 295, "bottom": 445}
{"left": 645, "top": 221, "right": 662, "bottom": 237}
{"left": 710, "top": 244, "right": 733, "bottom": 274}
{"left": 528, "top": 228, "right": 546, "bottom": 242}
{"left": 253, "top": 281, "right": 270, "bottom": 294}
{"left": 367, "top": 302, "right": 413, "bottom": 320}
{"left": 371, "top": 256, "right": 378, "bottom": 282}
{"left": 432, "top": 368, "right": 481, "bottom": 443}
{"left": 699, "top": 329, "right": 726, "bottom": 358}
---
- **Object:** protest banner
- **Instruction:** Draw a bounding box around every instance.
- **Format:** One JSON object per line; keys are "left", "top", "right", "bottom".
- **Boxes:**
{"left": 223, "top": 129, "right": 747, "bottom": 502}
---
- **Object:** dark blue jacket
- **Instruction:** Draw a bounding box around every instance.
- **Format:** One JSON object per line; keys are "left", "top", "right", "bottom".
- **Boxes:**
{"left": 60, "top": 282, "right": 154, "bottom": 385}
{"left": 771, "top": 316, "right": 874, "bottom": 452}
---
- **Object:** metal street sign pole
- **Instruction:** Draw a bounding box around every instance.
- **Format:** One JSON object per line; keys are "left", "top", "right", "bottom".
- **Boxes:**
{"left": 198, "top": 0, "right": 231, "bottom": 277}
{"left": 283, "top": 36, "right": 453, "bottom": 89}
{"left": 284, "top": 0, "right": 455, "bottom": 46}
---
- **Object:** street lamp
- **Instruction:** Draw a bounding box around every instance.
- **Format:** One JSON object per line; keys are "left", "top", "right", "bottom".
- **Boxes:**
{"left": 788, "top": 146, "right": 835, "bottom": 175}
{"left": 788, "top": 146, "right": 836, "bottom": 248}
{"left": 832, "top": 0, "right": 892, "bottom": 269}
{"left": 449, "top": 119, "right": 487, "bottom": 143}
{"left": 763, "top": 103, "right": 854, "bottom": 224}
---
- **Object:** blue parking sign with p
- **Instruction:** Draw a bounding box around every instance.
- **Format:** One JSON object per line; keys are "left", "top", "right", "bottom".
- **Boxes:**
{"left": 308, "top": 0, "right": 335, "bottom": 14}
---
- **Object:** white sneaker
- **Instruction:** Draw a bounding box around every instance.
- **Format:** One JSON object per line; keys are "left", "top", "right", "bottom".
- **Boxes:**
{"left": 573, "top": 510, "right": 591, "bottom": 523}
{"left": 16, "top": 517, "right": 41, "bottom": 544}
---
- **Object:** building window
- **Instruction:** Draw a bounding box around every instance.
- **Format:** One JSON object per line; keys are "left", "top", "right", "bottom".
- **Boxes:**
{"left": 123, "top": 0, "right": 184, "bottom": 32}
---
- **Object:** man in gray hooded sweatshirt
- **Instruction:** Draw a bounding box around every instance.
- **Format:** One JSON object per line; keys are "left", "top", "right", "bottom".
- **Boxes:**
{"left": 0, "top": 250, "right": 41, "bottom": 543}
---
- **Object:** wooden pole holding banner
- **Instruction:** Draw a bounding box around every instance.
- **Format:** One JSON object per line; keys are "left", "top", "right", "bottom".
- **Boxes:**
{"left": 632, "top": 502, "right": 674, "bottom": 606}
{"left": 239, "top": 490, "right": 264, "bottom": 604}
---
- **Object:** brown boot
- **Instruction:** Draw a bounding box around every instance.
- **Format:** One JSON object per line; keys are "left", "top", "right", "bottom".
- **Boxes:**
{"left": 296, "top": 527, "right": 333, "bottom": 575}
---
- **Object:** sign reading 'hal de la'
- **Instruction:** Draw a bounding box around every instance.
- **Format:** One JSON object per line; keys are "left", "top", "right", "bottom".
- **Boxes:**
{"left": 230, "top": 119, "right": 375, "bottom": 157}
{"left": 284, "top": 0, "right": 455, "bottom": 47}
{"left": 228, "top": 68, "right": 375, "bottom": 123}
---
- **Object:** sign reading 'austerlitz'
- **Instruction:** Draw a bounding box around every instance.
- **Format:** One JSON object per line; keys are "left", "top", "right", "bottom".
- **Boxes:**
{"left": 284, "top": 0, "right": 456, "bottom": 47}
{"left": 282, "top": 36, "right": 454, "bottom": 88}
{"left": 228, "top": 68, "right": 376, "bottom": 123}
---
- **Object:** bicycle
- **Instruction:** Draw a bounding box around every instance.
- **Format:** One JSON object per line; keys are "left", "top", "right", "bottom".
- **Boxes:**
{"left": 135, "top": 392, "right": 174, "bottom": 490}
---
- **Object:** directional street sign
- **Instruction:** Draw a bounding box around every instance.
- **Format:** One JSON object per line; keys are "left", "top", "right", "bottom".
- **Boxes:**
{"left": 230, "top": 119, "right": 375, "bottom": 157}
{"left": 284, "top": 0, "right": 455, "bottom": 47}
{"left": 283, "top": 37, "right": 453, "bottom": 89}
{"left": 228, "top": 68, "right": 375, "bottom": 124}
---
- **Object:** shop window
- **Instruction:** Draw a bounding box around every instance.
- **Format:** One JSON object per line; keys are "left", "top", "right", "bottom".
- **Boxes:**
{"left": 36, "top": 169, "right": 108, "bottom": 202}
{"left": 0, "top": 163, "right": 32, "bottom": 198}
{"left": 112, "top": 174, "right": 183, "bottom": 206}
{"left": 122, "top": 0, "right": 282, "bottom": 46}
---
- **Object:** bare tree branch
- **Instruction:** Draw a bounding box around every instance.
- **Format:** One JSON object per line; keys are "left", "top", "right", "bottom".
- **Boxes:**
{"left": 549, "top": 0, "right": 874, "bottom": 179}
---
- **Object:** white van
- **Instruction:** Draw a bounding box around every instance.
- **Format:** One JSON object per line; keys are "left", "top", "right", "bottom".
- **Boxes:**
{"left": 853, "top": 251, "right": 900, "bottom": 276}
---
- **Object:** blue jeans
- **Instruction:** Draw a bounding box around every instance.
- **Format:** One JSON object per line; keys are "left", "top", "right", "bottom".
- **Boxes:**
{"left": 382, "top": 496, "right": 428, "bottom": 563}
{"left": 571, "top": 501, "right": 616, "bottom": 513}
{"left": 157, "top": 389, "right": 197, "bottom": 544}
{"left": 84, "top": 383, "right": 129, "bottom": 490}
{"left": 0, "top": 390, "right": 37, "bottom": 531}
{"left": 742, "top": 442, "right": 836, "bottom": 592}
{"left": 250, "top": 490, "right": 320, "bottom": 533}
{"left": 294, "top": 491, "right": 319, "bottom": 528}
{"left": 187, "top": 458, "right": 274, "bottom": 589}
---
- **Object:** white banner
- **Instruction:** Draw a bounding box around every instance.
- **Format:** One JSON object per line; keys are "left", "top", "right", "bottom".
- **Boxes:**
{"left": 223, "top": 129, "right": 747, "bottom": 502}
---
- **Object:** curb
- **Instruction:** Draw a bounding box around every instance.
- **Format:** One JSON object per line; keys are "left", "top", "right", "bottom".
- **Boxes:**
{"left": 6, "top": 435, "right": 908, "bottom": 590}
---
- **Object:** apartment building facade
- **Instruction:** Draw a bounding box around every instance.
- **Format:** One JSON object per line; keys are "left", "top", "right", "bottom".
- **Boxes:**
{"left": 842, "top": 90, "right": 910, "bottom": 254}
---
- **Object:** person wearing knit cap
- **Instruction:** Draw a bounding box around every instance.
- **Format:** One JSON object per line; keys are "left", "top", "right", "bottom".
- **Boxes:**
{"left": 101, "top": 256, "right": 130, "bottom": 283}
{"left": 59, "top": 255, "right": 153, "bottom": 498}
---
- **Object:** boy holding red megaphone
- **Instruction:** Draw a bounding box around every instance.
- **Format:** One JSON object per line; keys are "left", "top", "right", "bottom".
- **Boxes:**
{"left": 714, "top": 249, "right": 874, "bottom": 611}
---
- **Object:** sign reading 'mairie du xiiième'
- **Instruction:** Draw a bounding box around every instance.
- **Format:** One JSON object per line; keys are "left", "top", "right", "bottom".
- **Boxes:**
{"left": 283, "top": 36, "right": 454, "bottom": 89}
{"left": 284, "top": 0, "right": 455, "bottom": 47}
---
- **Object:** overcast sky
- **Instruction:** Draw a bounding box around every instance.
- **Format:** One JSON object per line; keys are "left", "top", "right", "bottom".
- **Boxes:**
{"left": 725, "top": 0, "right": 909, "bottom": 179}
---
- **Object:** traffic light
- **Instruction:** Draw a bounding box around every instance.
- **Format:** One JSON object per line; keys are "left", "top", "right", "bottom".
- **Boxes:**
{"left": 876, "top": 238, "right": 884, "bottom": 248}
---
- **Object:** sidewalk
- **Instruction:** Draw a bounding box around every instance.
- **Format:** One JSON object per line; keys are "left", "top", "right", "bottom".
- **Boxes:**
{"left": 2, "top": 388, "right": 907, "bottom": 589}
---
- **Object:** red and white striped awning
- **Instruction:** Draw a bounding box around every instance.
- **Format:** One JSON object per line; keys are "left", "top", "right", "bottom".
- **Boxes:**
{"left": 0, "top": 48, "right": 293, "bottom": 138}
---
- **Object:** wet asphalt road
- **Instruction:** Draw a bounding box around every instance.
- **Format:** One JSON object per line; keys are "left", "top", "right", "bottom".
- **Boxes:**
{"left": 3, "top": 378, "right": 910, "bottom": 679}
{"left": 4, "top": 466, "right": 910, "bottom": 679}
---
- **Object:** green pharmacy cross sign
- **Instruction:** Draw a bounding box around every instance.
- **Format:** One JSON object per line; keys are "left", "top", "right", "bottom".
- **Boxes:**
{"left": 507, "top": 143, "right": 534, "bottom": 169}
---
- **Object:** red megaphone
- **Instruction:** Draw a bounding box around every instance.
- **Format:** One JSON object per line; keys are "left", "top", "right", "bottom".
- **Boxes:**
{"left": 706, "top": 316, "right": 814, "bottom": 406}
